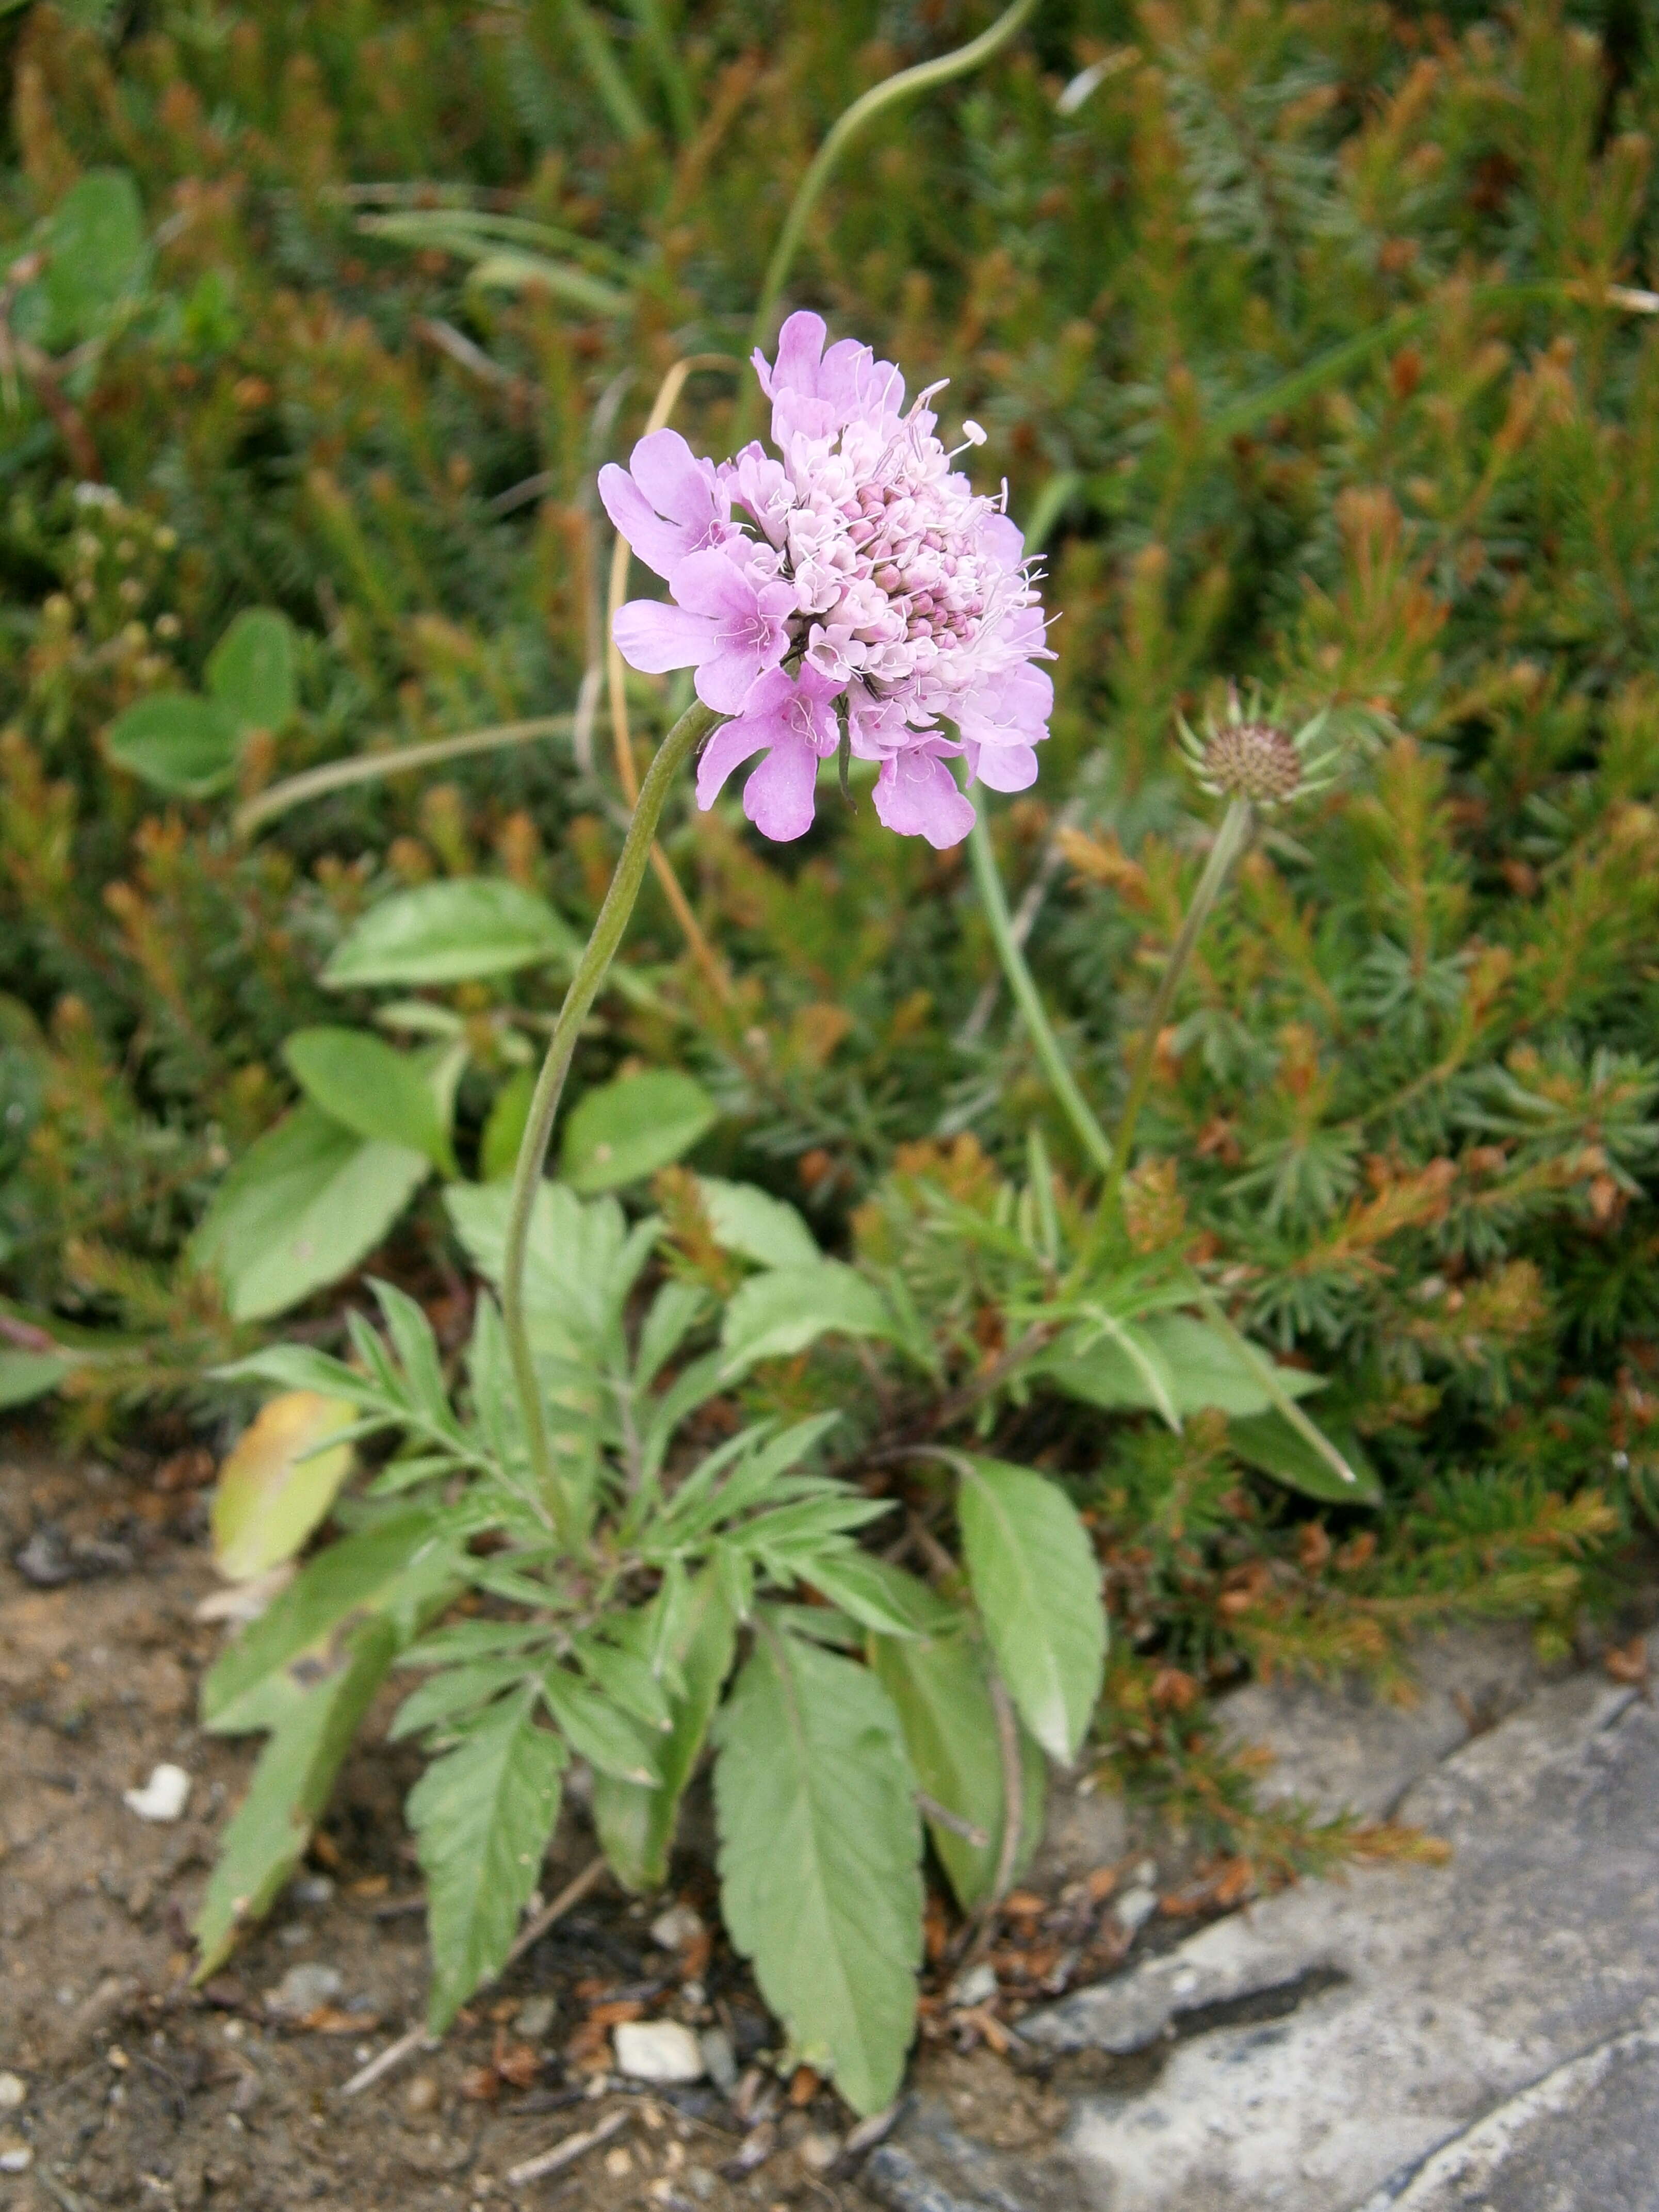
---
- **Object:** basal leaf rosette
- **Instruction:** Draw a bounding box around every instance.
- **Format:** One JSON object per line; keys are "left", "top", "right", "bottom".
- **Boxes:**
{"left": 601, "top": 314, "right": 1053, "bottom": 850}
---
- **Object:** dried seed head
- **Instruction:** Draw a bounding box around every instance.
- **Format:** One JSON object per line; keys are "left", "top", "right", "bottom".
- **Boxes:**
{"left": 1198, "top": 718, "right": 1303, "bottom": 804}
{"left": 1176, "top": 688, "right": 1352, "bottom": 811}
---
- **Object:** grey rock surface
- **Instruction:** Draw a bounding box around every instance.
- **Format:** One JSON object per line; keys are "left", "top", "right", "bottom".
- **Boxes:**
{"left": 1214, "top": 1620, "right": 1543, "bottom": 1820}
{"left": 886, "top": 1628, "right": 1659, "bottom": 2212}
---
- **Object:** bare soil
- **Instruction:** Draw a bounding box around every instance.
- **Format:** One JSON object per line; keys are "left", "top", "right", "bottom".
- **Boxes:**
{"left": 0, "top": 1426, "right": 1076, "bottom": 2212}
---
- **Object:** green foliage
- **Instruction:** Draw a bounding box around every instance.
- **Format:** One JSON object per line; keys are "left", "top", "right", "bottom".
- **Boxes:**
{"left": 2, "top": 0, "right": 1657, "bottom": 2107}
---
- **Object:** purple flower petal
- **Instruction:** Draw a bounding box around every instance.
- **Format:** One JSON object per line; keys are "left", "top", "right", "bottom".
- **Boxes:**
{"left": 598, "top": 464, "right": 693, "bottom": 580}
{"left": 695, "top": 665, "right": 840, "bottom": 840}
{"left": 612, "top": 597, "right": 713, "bottom": 673}
{"left": 672, "top": 550, "right": 794, "bottom": 713}
{"left": 599, "top": 430, "right": 732, "bottom": 581}
{"left": 872, "top": 745, "right": 977, "bottom": 849}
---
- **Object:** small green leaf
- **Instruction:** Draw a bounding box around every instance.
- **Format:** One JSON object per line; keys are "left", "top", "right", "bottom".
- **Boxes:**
{"left": 1040, "top": 1312, "right": 1325, "bottom": 1421}
{"left": 718, "top": 1262, "right": 896, "bottom": 1379}
{"left": 592, "top": 1572, "right": 736, "bottom": 1892}
{"left": 480, "top": 1068, "right": 534, "bottom": 1182}
{"left": 104, "top": 694, "right": 241, "bottom": 797}
{"left": 870, "top": 1630, "right": 1046, "bottom": 1912}
{"left": 190, "top": 1103, "right": 430, "bottom": 1321}
{"left": 0, "top": 1347, "right": 76, "bottom": 1409}
{"left": 805, "top": 1554, "right": 959, "bottom": 1641}
{"left": 1228, "top": 1409, "right": 1383, "bottom": 1505}
{"left": 323, "top": 879, "right": 575, "bottom": 989}
{"left": 562, "top": 1069, "right": 718, "bottom": 1194}
{"left": 206, "top": 609, "right": 297, "bottom": 732}
{"left": 408, "top": 1688, "right": 566, "bottom": 2029}
{"left": 284, "top": 1027, "right": 456, "bottom": 1172}
{"left": 211, "top": 1392, "right": 356, "bottom": 1582}
{"left": 37, "top": 169, "right": 150, "bottom": 346}
{"left": 956, "top": 1455, "right": 1106, "bottom": 1765}
{"left": 696, "top": 1177, "right": 820, "bottom": 1269}
{"left": 540, "top": 1665, "right": 661, "bottom": 1783}
{"left": 713, "top": 1627, "right": 922, "bottom": 2116}
{"left": 193, "top": 1613, "right": 396, "bottom": 1977}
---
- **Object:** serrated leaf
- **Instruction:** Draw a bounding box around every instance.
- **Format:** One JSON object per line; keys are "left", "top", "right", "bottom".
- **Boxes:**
{"left": 104, "top": 693, "right": 241, "bottom": 797}
{"left": 190, "top": 1103, "right": 430, "bottom": 1321}
{"left": 562, "top": 1069, "right": 718, "bottom": 1194}
{"left": 408, "top": 1688, "right": 566, "bottom": 2030}
{"left": 540, "top": 1665, "right": 660, "bottom": 1783}
{"left": 206, "top": 608, "right": 296, "bottom": 731}
{"left": 193, "top": 1613, "right": 396, "bottom": 1977}
{"left": 805, "top": 1554, "right": 959, "bottom": 1640}
{"left": 323, "top": 879, "right": 574, "bottom": 989}
{"left": 592, "top": 1572, "right": 736, "bottom": 1893}
{"left": 696, "top": 1177, "right": 819, "bottom": 1269}
{"left": 869, "top": 1630, "right": 1046, "bottom": 1912}
{"left": 713, "top": 1628, "right": 922, "bottom": 2115}
{"left": 1228, "top": 1408, "right": 1383, "bottom": 1505}
{"left": 718, "top": 1262, "right": 896, "bottom": 1380}
{"left": 211, "top": 1392, "right": 356, "bottom": 1582}
{"left": 284, "top": 1027, "right": 456, "bottom": 1171}
{"left": 390, "top": 1659, "right": 533, "bottom": 1742}
{"left": 956, "top": 1456, "right": 1105, "bottom": 1764}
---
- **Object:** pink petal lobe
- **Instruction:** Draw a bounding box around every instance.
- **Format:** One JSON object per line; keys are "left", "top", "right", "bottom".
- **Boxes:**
{"left": 872, "top": 747, "right": 977, "bottom": 849}
{"left": 629, "top": 429, "right": 713, "bottom": 526}
{"left": 744, "top": 737, "right": 821, "bottom": 841}
{"left": 612, "top": 598, "right": 712, "bottom": 673}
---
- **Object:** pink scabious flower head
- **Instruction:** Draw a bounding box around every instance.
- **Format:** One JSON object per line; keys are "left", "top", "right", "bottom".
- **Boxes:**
{"left": 604, "top": 311, "right": 1053, "bottom": 847}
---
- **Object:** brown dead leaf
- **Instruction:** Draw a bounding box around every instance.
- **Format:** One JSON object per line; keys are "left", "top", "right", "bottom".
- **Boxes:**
{"left": 459, "top": 2065, "right": 499, "bottom": 2104}
{"left": 1604, "top": 1634, "right": 1652, "bottom": 1688}
{"left": 787, "top": 2066, "right": 820, "bottom": 2105}
{"left": 299, "top": 2006, "right": 381, "bottom": 2036}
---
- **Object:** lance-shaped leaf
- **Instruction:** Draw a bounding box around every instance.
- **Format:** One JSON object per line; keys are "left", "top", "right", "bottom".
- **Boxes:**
{"left": 193, "top": 1613, "right": 397, "bottom": 1976}
{"left": 284, "top": 1026, "right": 457, "bottom": 1172}
{"left": 323, "top": 879, "right": 575, "bottom": 989}
{"left": 870, "top": 1629, "right": 1046, "bottom": 1912}
{"left": 408, "top": 1688, "right": 566, "bottom": 2029}
{"left": 718, "top": 1262, "right": 897, "bottom": 1379}
{"left": 593, "top": 1571, "right": 736, "bottom": 1893}
{"left": 955, "top": 1455, "right": 1106, "bottom": 1765}
{"left": 713, "top": 1627, "right": 922, "bottom": 2116}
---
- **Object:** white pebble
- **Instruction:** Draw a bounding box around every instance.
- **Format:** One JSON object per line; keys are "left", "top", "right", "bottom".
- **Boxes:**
{"left": 613, "top": 2020, "right": 705, "bottom": 2084}
{"left": 0, "top": 2139, "right": 32, "bottom": 2175}
{"left": 1114, "top": 1883, "right": 1160, "bottom": 1934}
{"left": 648, "top": 1901, "right": 704, "bottom": 1952}
{"left": 123, "top": 1764, "right": 191, "bottom": 1823}
{"left": 0, "top": 2075, "right": 23, "bottom": 2111}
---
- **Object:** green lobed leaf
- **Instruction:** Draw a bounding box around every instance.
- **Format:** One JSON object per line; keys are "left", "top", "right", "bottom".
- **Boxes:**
{"left": 1228, "top": 1408, "right": 1383, "bottom": 1505}
{"left": 206, "top": 608, "right": 297, "bottom": 731}
{"left": 193, "top": 1613, "right": 397, "bottom": 1977}
{"left": 592, "top": 1571, "right": 736, "bottom": 1892}
{"left": 869, "top": 1630, "right": 1046, "bottom": 1913}
{"left": 104, "top": 693, "right": 241, "bottom": 797}
{"left": 322, "top": 879, "right": 575, "bottom": 989}
{"left": 955, "top": 1455, "right": 1107, "bottom": 1765}
{"left": 561, "top": 1068, "right": 719, "bottom": 1194}
{"left": 718, "top": 1262, "right": 897, "bottom": 1379}
{"left": 283, "top": 1027, "right": 457, "bottom": 1172}
{"left": 407, "top": 1687, "right": 566, "bottom": 2030}
{"left": 189, "top": 1103, "right": 430, "bottom": 1321}
{"left": 713, "top": 1627, "right": 923, "bottom": 2115}
{"left": 540, "top": 1665, "right": 661, "bottom": 1783}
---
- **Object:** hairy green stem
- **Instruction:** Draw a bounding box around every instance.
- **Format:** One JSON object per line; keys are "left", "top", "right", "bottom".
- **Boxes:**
{"left": 967, "top": 807, "right": 1114, "bottom": 1175}
{"left": 738, "top": 0, "right": 1041, "bottom": 441}
{"left": 1097, "top": 798, "right": 1254, "bottom": 1218}
{"left": 500, "top": 696, "right": 718, "bottom": 1531}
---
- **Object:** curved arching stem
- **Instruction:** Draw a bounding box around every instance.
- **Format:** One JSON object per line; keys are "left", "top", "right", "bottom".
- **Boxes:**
{"left": 499, "top": 696, "right": 719, "bottom": 1533}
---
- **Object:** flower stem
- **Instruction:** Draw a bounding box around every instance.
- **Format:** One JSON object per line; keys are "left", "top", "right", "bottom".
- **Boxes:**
{"left": 1097, "top": 798, "right": 1254, "bottom": 1221}
{"left": 500, "top": 696, "right": 718, "bottom": 1531}
{"left": 967, "top": 808, "right": 1113, "bottom": 1175}
{"left": 737, "top": 0, "right": 1042, "bottom": 443}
